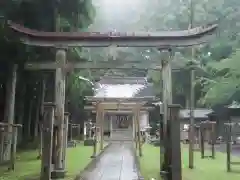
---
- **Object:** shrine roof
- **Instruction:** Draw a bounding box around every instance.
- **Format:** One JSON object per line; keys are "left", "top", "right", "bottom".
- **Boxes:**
{"left": 93, "top": 76, "right": 154, "bottom": 99}
{"left": 180, "top": 108, "right": 213, "bottom": 119}
{"left": 226, "top": 101, "right": 240, "bottom": 109}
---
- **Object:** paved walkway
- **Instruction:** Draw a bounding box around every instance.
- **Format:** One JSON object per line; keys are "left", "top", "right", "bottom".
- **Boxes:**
{"left": 80, "top": 142, "right": 140, "bottom": 180}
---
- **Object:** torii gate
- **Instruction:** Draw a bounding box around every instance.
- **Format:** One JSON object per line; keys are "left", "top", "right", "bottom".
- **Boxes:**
{"left": 7, "top": 21, "right": 218, "bottom": 180}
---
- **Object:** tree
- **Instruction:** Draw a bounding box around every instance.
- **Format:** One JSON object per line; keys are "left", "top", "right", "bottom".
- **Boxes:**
{"left": 0, "top": 0, "right": 96, "bottom": 147}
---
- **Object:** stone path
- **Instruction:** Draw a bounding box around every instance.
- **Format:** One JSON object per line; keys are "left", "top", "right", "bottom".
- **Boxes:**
{"left": 80, "top": 142, "right": 140, "bottom": 180}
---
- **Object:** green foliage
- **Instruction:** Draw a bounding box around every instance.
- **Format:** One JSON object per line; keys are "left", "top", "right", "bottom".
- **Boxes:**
{"left": 200, "top": 50, "right": 240, "bottom": 106}
{"left": 0, "top": 0, "right": 96, "bottom": 120}
{"left": 67, "top": 71, "right": 94, "bottom": 109}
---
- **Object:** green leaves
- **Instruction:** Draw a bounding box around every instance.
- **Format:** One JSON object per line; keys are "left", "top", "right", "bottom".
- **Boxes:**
{"left": 200, "top": 49, "right": 240, "bottom": 106}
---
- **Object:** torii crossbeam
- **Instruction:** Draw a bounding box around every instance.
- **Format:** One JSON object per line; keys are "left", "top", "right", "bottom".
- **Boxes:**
{"left": 8, "top": 21, "right": 217, "bottom": 47}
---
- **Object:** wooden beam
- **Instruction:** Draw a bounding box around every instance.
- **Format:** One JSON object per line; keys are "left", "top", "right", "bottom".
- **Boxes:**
{"left": 85, "top": 96, "right": 158, "bottom": 102}
{"left": 24, "top": 60, "right": 207, "bottom": 72}
{"left": 20, "top": 34, "right": 216, "bottom": 47}
{"left": 24, "top": 60, "right": 161, "bottom": 70}
{"left": 84, "top": 105, "right": 154, "bottom": 111}
{"left": 89, "top": 110, "right": 151, "bottom": 114}
{"left": 8, "top": 21, "right": 218, "bottom": 47}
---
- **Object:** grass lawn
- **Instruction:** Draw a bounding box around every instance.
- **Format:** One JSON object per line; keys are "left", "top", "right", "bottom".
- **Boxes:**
{"left": 0, "top": 142, "right": 106, "bottom": 180}
{"left": 140, "top": 144, "right": 240, "bottom": 180}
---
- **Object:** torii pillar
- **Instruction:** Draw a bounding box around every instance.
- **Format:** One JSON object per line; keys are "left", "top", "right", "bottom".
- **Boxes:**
{"left": 134, "top": 105, "right": 142, "bottom": 157}
{"left": 95, "top": 103, "right": 104, "bottom": 151}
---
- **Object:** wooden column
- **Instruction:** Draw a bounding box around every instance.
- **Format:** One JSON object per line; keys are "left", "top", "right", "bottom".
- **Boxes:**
{"left": 100, "top": 109, "right": 105, "bottom": 150}
{"left": 39, "top": 77, "right": 46, "bottom": 159}
{"left": 95, "top": 103, "right": 100, "bottom": 146}
{"left": 136, "top": 107, "right": 142, "bottom": 157}
{"left": 168, "top": 104, "right": 182, "bottom": 180}
{"left": 226, "top": 124, "right": 231, "bottom": 172}
{"left": 189, "top": 68, "right": 195, "bottom": 169}
{"left": 211, "top": 123, "right": 216, "bottom": 159}
{"left": 40, "top": 102, "right": 55, "bottom": 180}
{"left": 9, "top": 126, "right": 18, "bottom": 171}
{"left": 161, "top": 50, "right": 173, "bottom": 125}
{"left": 69, "top": 123, "right": 73, "bottom": 141}
{"left": 0, "top": 128, "right": 4, "bottom": 162}
{"left": 3, "top": 64, "right": 17, "bottom": 161}
{"left": 133, "top": 111, "right": 138, "bottom": 149}
{"left": 83, "top": 122, "right": 87, "bottom": 140}
{"left": 55, "top": 48, "right": 66, "bottom": 170}
{"left": 160, "top": 49, "right": 173, "bottom": 173}
{"left": 62, "top": 112, "right": 69, "bottom": 169}
{"left": 110, "top": 115, "right": 113, "bottom": 138}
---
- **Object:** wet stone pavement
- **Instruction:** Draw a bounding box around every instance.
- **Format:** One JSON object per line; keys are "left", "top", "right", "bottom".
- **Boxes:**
{"left": 79, "top": 142, "right": 140, "bottom": 180}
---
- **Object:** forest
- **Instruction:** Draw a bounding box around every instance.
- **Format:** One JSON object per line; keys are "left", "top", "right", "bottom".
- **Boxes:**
{"left": 0, "top": 0, "right": 240, "bottom": 145}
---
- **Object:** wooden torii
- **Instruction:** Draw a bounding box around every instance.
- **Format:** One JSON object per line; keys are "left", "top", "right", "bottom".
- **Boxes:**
{"left": 7, "top": 21, "right": 218, "bottom": 180}
{"left": 84, "top": 96, "right": 159, "bottom": 155}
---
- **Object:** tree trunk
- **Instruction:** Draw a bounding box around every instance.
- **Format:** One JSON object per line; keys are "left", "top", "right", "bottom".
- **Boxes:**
{"left": 34, "top": 100, "right": 40, "bottom": 139}
{"left": 3, "top": 64, "right": 17, "bottom": 161}
{"left": 16, "top": 74, "right": 27, "bottom": 140}
{"left": 27, "top": 100, "right": 33, "bottom": 140}
{"left": 185, "top": 93, "right": 190, "bottom": 108}
{"left": 38, "top": 77, "right": 46, "bottom": 158}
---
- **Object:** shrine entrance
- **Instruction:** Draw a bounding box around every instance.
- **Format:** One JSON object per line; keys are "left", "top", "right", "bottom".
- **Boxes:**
{"left": 110, "top": 114, "right": 133, "bottom": 142}
{"left": 7, "top": 21, "right": 218, "bottom": 180}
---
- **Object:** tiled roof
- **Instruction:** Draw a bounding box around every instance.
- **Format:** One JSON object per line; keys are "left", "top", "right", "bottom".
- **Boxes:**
{"left": 180, "top": 108, "right": 213, "bottom": 119}
{"left": 94, "top": 77, "right": 154, "bottom": 98}
{"left": 227, "top": 101, "right": 240, "bottom": 109}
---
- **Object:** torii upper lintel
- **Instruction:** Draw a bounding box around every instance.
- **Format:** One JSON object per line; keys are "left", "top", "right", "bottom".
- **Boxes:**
{"left": 7, "top": 21, "right": 218, "bottom": 47}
